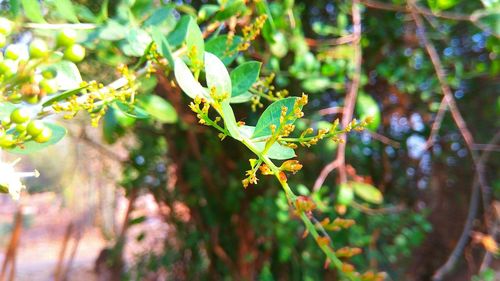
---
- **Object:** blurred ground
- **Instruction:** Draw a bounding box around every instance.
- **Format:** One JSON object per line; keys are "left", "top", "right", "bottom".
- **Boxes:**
{"left": 0, "top": 191, "right": 167, "bottom": 281}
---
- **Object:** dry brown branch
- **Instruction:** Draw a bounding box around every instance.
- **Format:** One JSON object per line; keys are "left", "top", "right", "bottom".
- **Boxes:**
{"left": 336, "top": 0, "right": 362, "bottom": 185}
{"left": 360, "top": 0, "right": 472, "bottom": 21}
{"left": 314, "top": 0, "right": 362, "bottom": 192}
{"left": 367, "top": 131, "right": 401, "bottom": 148}
{"left": 318, "top": 106, "right": 344, "bottom": 116}
{"left": 0, "top": 208, "right": 22, "bottom": 281}
{"left": 54, "top": 223, "right": 74, "bottom": 281}
{"left": 432, "top": 131, "right": 500, "bottom": 280}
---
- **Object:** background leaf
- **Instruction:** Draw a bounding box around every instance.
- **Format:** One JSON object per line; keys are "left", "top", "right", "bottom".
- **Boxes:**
{"left": 21, "top": 0, "right": 45, "bottom": 23}
{"left": 205, "top": 35, "right": 243, "bottom": 65}
{"left": 230, "top": 61, "right": 261, "bottom": 97}
{"left": 52, "top": 0, "right": 79, "bottom": 23}
{"left": 138, "top": 95, "right": 178, "bottom": 123}
{"left": 350, "top": 181, "right": 383, "bottom": 204}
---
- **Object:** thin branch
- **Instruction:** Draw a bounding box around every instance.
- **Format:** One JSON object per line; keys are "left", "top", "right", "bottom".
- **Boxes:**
{"left": 366, "top": 131, "right": 401, "bottom": 148}
{"left": 432, "top": 131, "right": 500, "bottom": 280}
{"left": 305, "top": 34, "right": 356, "bottom": 47}
{"left": 313, "top": 159, "right": 340, "bottom": 192}
{"left": 318, "top": 106, "right": 344, "bottom": 116}
{"left": 360, "top": 0, "right": 472, "bottom": 21}
{"left": 336, "top": 0, "right": 363, "bottom": 185}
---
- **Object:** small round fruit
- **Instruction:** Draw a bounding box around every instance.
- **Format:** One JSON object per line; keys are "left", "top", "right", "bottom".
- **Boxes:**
{"left": 64, "top": 44, "right": 85, "bottom": 62}
{"left": 0, "top": 17, "right": 13, "bottom": 35}
{"left": 34, "top": 127, "right": 52, "bottom": 143}
{"left": 337, "top": 185, "right": 354, "bottom": 206}
{"left": 0, "top": 134, "right": 15, "bottom": 148}
{"left": 26, "top": 120, "right": 45, "bottom": 137}
{"left": 0, "top": 34, "right": 6, "bottom": 48}
{"left": 56, "top": 29, "right": 77, "bottom": 47}
{"left": 10, "top": 108, "right": 30, "bottom": 124}
{"left": 39, "top": 79, "right": 59, "bottom": 94}
{"left": 0, "top": 59, "right": 17, "bottom": 77}
{"left": 41, "top": 67, "right": 57, "bottom": 79}
{"left": 1, "top": 117, "right": 10, "bottom": 127}
{"left": 23, "top": 94, "right": 39, "bottom": 104}
{"left": 0, "top": 133, "right": 14, "bottom": 147}
{"left": 4, "top": 45, "right": 21, "bottom": 60}
{"left": 15, "top": 123, "right": 27, "bottom": 132}
{"left": 29, "top": 39, "right": 49, "bottom": 58}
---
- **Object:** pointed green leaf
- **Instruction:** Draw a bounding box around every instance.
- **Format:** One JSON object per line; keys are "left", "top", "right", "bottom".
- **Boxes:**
{"left": 350, "top": 181, "right": 383, "bottom": 204}
{"left": 230, "top": 91, "right": 253, "bottom": 103}
{"left": 221, "top": 101, "right": 241, "bottom": 140}
{"left": 42, "top": 85, "right": 88, "bottom": 107}
{"left": 205, "top": 52, "right": 231, "bottom": 100}
{"left": 151, "top": 26, "right": 174, "bottom": 67}
{"left": 230, "top": 61, "right": 261, "bottom": 97}
{"left": 138, "top": 95, "right": 178, "bottom": 123}
{"left": 53, "top": 0, "right": 78, "bottom": 23}
{"left": 21, "top": 0, "right": 45, "bottom": 23}
{"left": 167, "top": 15, "right": 191, "bottom": 47}
{"left": 186, "top": 18, "right": 204, "bottom": 66}
{"left": 205, "top": 35, "right": 243, "bottom": 65}
{"left": 254, "top": 141, "right": 296, "bottom": 160}
{"left": 173, "top": 57, "right": 209, "bottom": 100}
{"left": 252, "top": 97, "right": 301, "bottom": 138}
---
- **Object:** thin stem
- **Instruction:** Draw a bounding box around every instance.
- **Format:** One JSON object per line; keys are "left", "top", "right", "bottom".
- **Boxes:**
{"left": 23, "top": 23, "right": 97, "bottom": 30}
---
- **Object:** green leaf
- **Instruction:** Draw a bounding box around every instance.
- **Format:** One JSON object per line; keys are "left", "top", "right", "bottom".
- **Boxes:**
{"left": 205, "top": 52, "right": 231, "bottom": 100}
{"left": 427, "top": 0, "right": 460, "bottom": 11}
{"left": 230, "top": 61, "right": 261, "bottom": 97}
{"left": 301, "top": 77, "right": 331, "bottom": 93}
{"left": 151, "top": 26, "right": 174, "bottom": 67}
{"left": 221, "top": 101, "right": 241, "bottom": 140}
{"left": 21, "top": 0, "right": 45, "bottom": 23}
{"left": 99, "top": 20, "right": 128, "bottom": 41}
{"left": 114, "top": 101, "right": 149, "bottom": 119}
{"left": 173, "top": 57, "right": 210, "bottom": 100}
{"left": 42, "top": 85, "right": 88, "bottom": 107}
{"left": 186, "top": 18, "right": 204, "bottom": 66}
{"left": 214, "top": 0, "right": 246, "bottom": 21}
{"left": 474, "top": 10, "right": 500, "bottom": 36}
{"left": 103, "top": 107, "right": 125, "bottom": 144}
{"left": 7, "top": 123, "right": 67, "bottom": 154}
{"left": 254, "top": 141, "right": 296, "bottom": 160}
{"left": 230, "top": 91, "right": 253, "bottom": 103}
{"left": 167, "top": 15, "right": 191, "bottom": 47}
{"left": 239, "top": 125, "right": 295, "bottom": 160}
{"left": 205, "top": 35, "right": 243, "bottom": 65}
{"left": 111, "top": 103, "right": 136, "bottom": 127}
{"left": 9, "top": 0, "right": 21, "bottom": 17}
{"left": 53, "top": 0, "right": 79, "bottom": 23}
{"left": 252, "top": 97, "right": 301, "bottom": 138}
{"left": 143, "top": 6, "right": 174, "bottom": 27}
{"left": 356, "top": 93, "right": 381, "bottom": 131}
{"left": 138, "top": 95, "right": 178, "bottom": 123}
{"left": 350, "top": 181, "right": 383, "bottom": 204}
{"left": 122, "top": 28, "right": 152, "bottom": 57}
{"left": 44, "top": 61, "right": 82, "bottom": 91}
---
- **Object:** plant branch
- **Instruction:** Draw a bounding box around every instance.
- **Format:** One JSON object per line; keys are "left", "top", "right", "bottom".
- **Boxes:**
{"left": 336, "top": 0, "right": 363, "bottom": 185}
{"left": 360, "top": 0, "right": 472, "bottom": 21}
{"left": 432, "top": 131, "right": 500, "bottom": 281}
